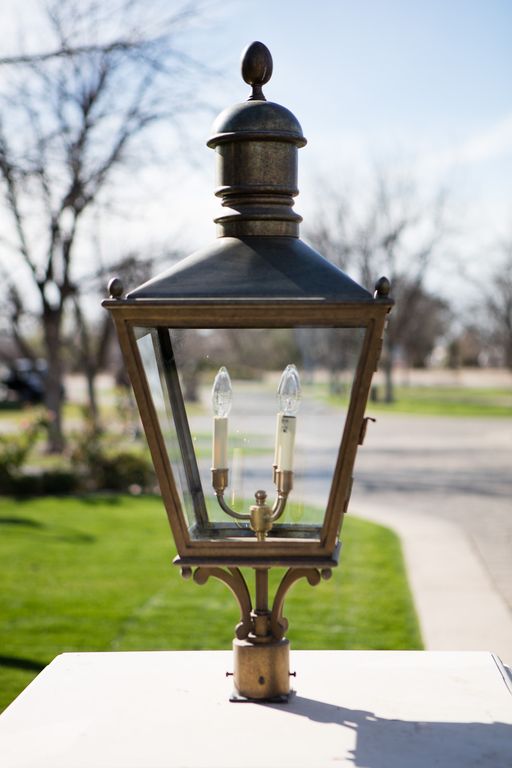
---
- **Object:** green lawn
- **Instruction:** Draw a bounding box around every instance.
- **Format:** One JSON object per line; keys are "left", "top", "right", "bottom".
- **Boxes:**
{"left": 329, "top": 385, "right": 512, "bottom": 417}
{"left": 0, "top": 495, "right": 422, "bottom": 712}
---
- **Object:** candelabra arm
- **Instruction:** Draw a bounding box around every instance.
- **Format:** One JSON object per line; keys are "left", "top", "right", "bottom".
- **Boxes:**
{"left": 211, "top": 468, "right": 251, "bottom": 520}
{"left": 271, "top": 469, "right": 294, "bottom": 521}
{"left": 217, "top": 491, "right": 251, "bottom": 521}
{"left": 212, "top": 468, "right": 295, "bottom": 538}
{"left": 271, "top": 494, "right": 287, "bottom": 521}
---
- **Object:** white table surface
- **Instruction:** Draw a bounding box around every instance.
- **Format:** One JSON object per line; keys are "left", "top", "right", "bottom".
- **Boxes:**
{"left": 0, "top": 650, "right": 511, "bottom": 768}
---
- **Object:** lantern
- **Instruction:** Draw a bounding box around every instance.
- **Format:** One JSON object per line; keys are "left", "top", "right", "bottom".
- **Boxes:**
{"left": 104, "top": 41, "right": 392, "bottom": 701}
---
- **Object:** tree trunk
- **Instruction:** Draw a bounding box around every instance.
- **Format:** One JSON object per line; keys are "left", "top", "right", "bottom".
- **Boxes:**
{"left": 43, "top": 308, "right": 65, "bottom": 452}
{"left": 85, "top": 364, "right": 99, "bottom": 429}
{"left": 506, "top": 341, "right": 512, "bottom": 371}
{"left": 505, "top": 320, "right": 512, "bottom": 370}
{"left": 382, "top": 337, "right": 395, "bottom": 404}
{"left": 74, "top": 305, "right": 112, "bottom": 428}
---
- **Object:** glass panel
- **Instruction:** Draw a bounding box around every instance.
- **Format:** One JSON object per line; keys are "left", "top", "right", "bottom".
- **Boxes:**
{"left": 135, "top": 328, "right": 203, "bottom": 530}
{"left": 136, "top": 328, "right": 364, "bottom": 539}
{"left": 137, "top": 326, "right": 365, "bottom": 543}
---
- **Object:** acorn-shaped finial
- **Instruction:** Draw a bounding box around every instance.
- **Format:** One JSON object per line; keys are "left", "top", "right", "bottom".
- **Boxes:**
{"left": 241, "top": 41, "right": 273, "bottom": 101}
{"left": 374, "top": 276, "right": 391, "bottom": 299}
{"left": 108, "top": 277, "right": 124, "bottom": 299}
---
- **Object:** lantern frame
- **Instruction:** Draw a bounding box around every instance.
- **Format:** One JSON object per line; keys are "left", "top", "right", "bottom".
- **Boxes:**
{"left": 104, "top": 295, "right": 391, "bottom": 569}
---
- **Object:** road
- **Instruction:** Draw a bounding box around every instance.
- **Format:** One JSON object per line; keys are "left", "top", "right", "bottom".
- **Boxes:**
{"left": 351, "top": 412, "right": 512, "bottom": 612}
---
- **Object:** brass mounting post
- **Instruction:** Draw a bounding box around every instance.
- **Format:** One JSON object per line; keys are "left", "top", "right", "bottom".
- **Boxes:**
{"left": 182, "top": 564, "right": 332, "bottom": 701}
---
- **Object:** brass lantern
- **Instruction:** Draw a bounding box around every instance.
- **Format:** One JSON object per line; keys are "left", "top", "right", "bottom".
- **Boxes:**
{"left": 104, "top": 42, "right": 392, "bottom": 702}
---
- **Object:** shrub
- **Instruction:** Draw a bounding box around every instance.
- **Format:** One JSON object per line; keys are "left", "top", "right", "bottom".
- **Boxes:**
{"left": 69, "top": 409, "right": 155, "bottom": 493}
{"left": 0, "top": 407, "right": 155, "bottom": 496}
{"left": 0, "top": 409, "right": 50, "bottom": 494}
{"left": 2, "top": 469, "right": 78, "bottom": 497}
{"left": 96, "top": 451, "right": 155, "bottom": 492}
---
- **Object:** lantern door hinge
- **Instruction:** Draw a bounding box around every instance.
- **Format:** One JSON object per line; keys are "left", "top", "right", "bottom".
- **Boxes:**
{"left": 358, "top": 416, "right": 376, "bottom": 446}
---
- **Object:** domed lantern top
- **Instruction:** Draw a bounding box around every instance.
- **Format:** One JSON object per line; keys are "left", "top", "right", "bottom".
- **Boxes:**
{"left": 125, "top": 42, "right": 371, "bottom": 302}
{"left": 208, "top": 41, "right": 306, "bottom": 240}
{"left": 210, "top": 41, "right": 304, "bottom": 139}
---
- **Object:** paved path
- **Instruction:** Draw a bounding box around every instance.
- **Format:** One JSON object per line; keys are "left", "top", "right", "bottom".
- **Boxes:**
{"left": 350, "top": 413, "right": 512, "bottom": 664}
{"left": 352, "top": 414, "right": 512, "bottom": 601}
{"left": 353, "top": 503, "right": 512, "bottom": 664}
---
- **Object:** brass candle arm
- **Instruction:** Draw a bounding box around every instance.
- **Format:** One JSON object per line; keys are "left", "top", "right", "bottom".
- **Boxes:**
{"left": 211, "top": 467, "right": 294, "bottom": 539}
{"left": 216, "top": 490, "right": 250, "bottom": 521}
{"left": 271, "top": 468, "right": 293, "bottom": 521}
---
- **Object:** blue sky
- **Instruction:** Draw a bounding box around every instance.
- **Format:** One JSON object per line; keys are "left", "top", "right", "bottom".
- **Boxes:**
{"left": 2, "top": 0, "right": 511, "bottom": 293}
{"left": 212, "top": 0, "right": 510, "bottom": 142}
{"left": 160, "top": 0, "right": 511, "bottom": 282}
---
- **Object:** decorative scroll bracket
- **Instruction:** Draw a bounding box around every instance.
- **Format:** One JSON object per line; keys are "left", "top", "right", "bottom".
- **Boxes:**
{"left": 182, "top": 566, "right": 252, "bottom": 639}
{"left": 271, "top": 567, "right": 332, "bottom": 640}
{"left": 181, "top": 565, "right": 333, "bottom": 644}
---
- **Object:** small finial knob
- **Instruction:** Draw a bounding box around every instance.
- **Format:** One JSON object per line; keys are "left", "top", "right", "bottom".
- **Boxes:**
{"left": 374, "top": 276, "right": 391, "bottom": 299}
{"left": 241, "top": 41, "right": 273, "bottom": 101}
{"left": 108, "top": 277, "right": 124, "bottom": 299}
{"left": 254, "top": 489, "right": 267, "bottom": 505}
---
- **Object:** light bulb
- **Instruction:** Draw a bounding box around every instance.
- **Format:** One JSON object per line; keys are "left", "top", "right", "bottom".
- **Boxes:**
{"left": 277, "top": 364, "right": 301, "bottom": 416}
{"left": 212, "top": 366, "right": 232, "bottom": 418}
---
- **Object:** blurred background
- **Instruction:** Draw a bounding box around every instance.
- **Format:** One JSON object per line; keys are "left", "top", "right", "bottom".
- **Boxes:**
{"left": 0, "top": 0, "right": 510, "bottom": 712}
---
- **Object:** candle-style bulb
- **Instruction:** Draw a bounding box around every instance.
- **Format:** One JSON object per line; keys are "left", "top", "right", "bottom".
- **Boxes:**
{"left": 212, "top": 366, "right": 232, "bottom": 417}
{"left": 277, "top": 364, "right": 301, "bottom": 416}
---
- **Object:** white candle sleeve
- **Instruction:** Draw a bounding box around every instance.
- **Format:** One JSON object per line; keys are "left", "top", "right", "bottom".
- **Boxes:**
{"left": 212, "top": 417, "right": 228, "bottom": 469}
{"left": 277, "top": 415, "right": 296, "bottom": 471}
{"left": 274, "top": 412, "right": 284, "bottom": 466}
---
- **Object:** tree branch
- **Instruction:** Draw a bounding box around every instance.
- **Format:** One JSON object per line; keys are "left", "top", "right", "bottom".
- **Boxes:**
{"left": 0, "top": 125, "right": 39, "bottom": 281}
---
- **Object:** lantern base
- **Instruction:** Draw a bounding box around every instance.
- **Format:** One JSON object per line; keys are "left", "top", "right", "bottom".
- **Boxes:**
{"left": 231, "top": 637, "right": 291, "bottom": 702}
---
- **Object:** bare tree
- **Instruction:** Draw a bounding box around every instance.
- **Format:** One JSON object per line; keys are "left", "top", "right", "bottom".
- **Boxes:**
{"left": 0, "top": 0, "right": 209, "bottom": 450}
{"left": 70, "top": 248, "right": 181, "bottom": 425}
{"left": 306, "top": 170, "right": 451, "bottom": 401}
{"left": 482, "top": 241, "right": 512, "bottom": 369}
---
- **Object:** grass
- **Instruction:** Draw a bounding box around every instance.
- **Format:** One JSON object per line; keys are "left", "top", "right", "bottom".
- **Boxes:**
{"left": 0, "top": 495, "right": 421, "bottom": 712}
{"left": 329, "top": 385, "right": 512, "bottom": 418}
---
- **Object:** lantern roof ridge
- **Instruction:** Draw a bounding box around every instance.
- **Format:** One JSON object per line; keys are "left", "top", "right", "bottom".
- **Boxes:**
{"left": 126, "top": 236, "right": 373, "bottom": 301}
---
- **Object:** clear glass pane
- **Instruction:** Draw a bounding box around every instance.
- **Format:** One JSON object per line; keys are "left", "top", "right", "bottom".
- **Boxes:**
{"left": 135, "top": 328, "right": 199, "bottom": 530}
{"left": 137, "top": 326, "right": 366, "bottom": 542}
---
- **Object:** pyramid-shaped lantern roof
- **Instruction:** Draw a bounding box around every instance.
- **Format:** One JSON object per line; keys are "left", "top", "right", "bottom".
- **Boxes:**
{"left": 126, "top": 42, "right": 375, "bottom": 304}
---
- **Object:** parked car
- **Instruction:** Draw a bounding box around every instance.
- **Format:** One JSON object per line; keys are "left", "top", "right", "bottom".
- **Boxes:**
{"left": 1, "top": 359, "right": 48, "bottom": 405}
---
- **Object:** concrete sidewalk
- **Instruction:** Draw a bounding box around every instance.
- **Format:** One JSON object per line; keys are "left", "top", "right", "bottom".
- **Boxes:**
{"left": 353, "top": 503, "right": 512, "bottom": 666}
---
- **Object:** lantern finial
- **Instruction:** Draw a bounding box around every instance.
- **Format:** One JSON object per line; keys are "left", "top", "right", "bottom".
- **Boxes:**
{"left": 108, "top": 277, "right": 124, "bottom": 299}
{"left": 241, "top": 41, "right": 273, "bottom": 101}
{"left": 374, "top": 276, "right": 391, "bottom": 299}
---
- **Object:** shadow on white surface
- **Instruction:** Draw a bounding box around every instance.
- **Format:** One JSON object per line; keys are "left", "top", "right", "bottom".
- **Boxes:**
{"left": 264, "top": 695, "right": 512, "bottom": 767}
